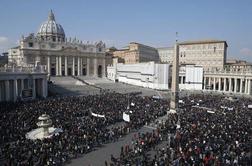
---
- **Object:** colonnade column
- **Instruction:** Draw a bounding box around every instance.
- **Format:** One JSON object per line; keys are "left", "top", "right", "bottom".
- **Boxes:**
{"left": 245, "top": 79, "right": 248, "bottom": 94}
{"left": 240, "top": 79, "right": 243, "bottom": 93}
{"left": 248, "top": 79, "right": 251, "bottom": 95}
{"left": 224, "top": 78, "right": 226, "bottom": 91}
{"left": 102, "top": 58, "right": 106, "bottom": 77}
{"left": 203, "top": 77, "right": 206, "bottom": 90}
{"left": 208, "top": 77, "right": 211, "bottom": 90}
{"left": 218, "top": 78, "right": 221, "bottom": 91}
{"left": 94, "top": 58, "right": 97, "bottom": 77}
{"left": 5, "top": 80, "right": 10, "bottom": 101}
{"left": 59, "top": 56, "right": 62, "bottom": 76}
{"left": 234, "top": 78, "right": 237, "bottom": 93}
{"left": 47, "top": 56, "right": 51, "bottom": 75}
{"left": 42, "top": 78, "right": 48, "bottom": 98}
{"left": 77, "top": 57, "right": 80, "bottom": 76}
{"left": 56, "top": 56, "right": 59, "bottom": 76}
{"left": 229, "top": 78, "right": 232, "bottom": 92}
{"left": 213, "top": 77, "right": 216, "bottom": 91}
{"left": 32, "top": 79, "right": 36, "bottom": 99}
{"left": 87, "top": 58, "right": 90, "bottom": 77}
{"left": 13, "top": 79, "right": 18, "bottom": 102}
{"left": 65, "top": 56, "right": 68, "bottom": 76}
{"left": 72, "top": 57, "right": 75, "bottom": 76}
{"left": 21, "top": 79, "right": 24, "bottom": 94}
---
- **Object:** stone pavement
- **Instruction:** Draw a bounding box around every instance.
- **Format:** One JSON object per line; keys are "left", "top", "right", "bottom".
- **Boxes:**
{"left": 69, "top": 126, "right": 154, "bottom": 166}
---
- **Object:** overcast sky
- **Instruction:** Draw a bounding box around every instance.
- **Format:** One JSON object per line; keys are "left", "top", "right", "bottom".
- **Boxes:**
{"left": 0, "top": 0, "right": 252, "bottom": 61}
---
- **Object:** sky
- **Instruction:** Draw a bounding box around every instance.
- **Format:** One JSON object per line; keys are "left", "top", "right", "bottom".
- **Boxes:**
{"left": 0, "top": 0, "right": 252, "bottom": 61}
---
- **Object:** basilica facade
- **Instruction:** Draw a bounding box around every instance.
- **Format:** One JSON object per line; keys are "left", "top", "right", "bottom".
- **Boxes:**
{"left": 8, "top": 10, "right": 111, "bottom": 77}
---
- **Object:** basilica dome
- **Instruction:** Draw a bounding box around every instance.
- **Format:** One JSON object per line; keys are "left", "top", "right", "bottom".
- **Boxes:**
{"left": 37, "top": 10, "right": 65, "bottom": 42}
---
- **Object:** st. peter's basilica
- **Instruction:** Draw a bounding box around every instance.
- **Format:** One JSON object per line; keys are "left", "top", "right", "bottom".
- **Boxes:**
{"left": 8, "top": 10, "right": 111, "bottom": 77}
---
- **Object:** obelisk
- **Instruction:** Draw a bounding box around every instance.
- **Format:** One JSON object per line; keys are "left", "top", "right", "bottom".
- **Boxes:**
{"left": 169, "top": 43, "right": 179, "bottom": 113}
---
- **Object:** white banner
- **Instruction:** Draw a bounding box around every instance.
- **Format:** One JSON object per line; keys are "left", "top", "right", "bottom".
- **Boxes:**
{"left": 123, "top": 112, "right": 130, "bottom": 122}
{"left": 91, "top": 112, "right": 105, "bottom": 118}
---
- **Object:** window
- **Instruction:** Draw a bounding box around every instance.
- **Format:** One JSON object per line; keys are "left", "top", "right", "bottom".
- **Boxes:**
{"left": 53, "top": 37, "right": 56, "bottom": 42}
{"left": 28, "top": 42, "right": 33, "bottom": 47}
{"left": 214, "top": 47, "right": 216, "bottom": 53}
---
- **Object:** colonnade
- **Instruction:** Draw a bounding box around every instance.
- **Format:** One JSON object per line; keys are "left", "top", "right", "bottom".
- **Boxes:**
{"left": 47, "top": 56, "right": 106, "bottom": 77}
{"left": 0, "top": 75, "right": 48, "bottom": 102}
{"left": 203, "top": 76, "right": 251, "bottom": 95}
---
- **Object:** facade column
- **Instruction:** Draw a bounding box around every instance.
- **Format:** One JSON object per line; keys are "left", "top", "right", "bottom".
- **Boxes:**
{"left": 5, "top": 80, "right": 10, "bottom": 101}
{"left": 240, "top": 79, "right": 243, "bottom": 93}
{"left": 47, "top": 56, "right": 51, "bottom": 75}
{"left": 234, "top": 78, "right": 237, "bottom": 93}
{"left": 218, "top": 78, "right": 221, "bottom": 91}
{"left": 72, "top": 57, "right": 75, "bottom": 76}
{"left": 229, "top": 78, "right": 232, "bottom": 92}
{"left": 77, "top": 57, "right": 80, "bottom": 76}
{"left": 87, "top": 58, "right": 90, "bottom": 77}
{"left": 13, "top": 79, "right": 18, "bottom": 102}
{"left": 248, "top": 79, "right": 251, "bottom": 95}
{"left": 94, "top": 58, "right": 97, "bottom": 77}
{"left": 80, "top": 58, "right": 83, "bottom": 76}
{"left": 65, "top": 56, "right": 68, "bottom": 76}
{"left": 59, "top": 56, "right": 62, "bottom": 76}
{"left": 224, "top": 78, "right": 227, "bottom": 92}
{"left": 213, "top": 77, "right": 216, "bottom": 91}
{"left": 102, "top": 58, "right": 106, "bottom": 77}
{"left": 56, "top": 56, "right": 59, "bottom": 76}
{"left": 32, "top": 79, "right": 36, "bottom": 99}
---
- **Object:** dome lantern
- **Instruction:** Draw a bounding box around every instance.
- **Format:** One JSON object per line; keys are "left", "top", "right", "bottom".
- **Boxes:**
{"left": 37, "top": 10, "right": 65, "bottom": 42}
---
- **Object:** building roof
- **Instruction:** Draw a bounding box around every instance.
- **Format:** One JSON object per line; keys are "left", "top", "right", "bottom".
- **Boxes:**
{"left": 179, "top": 40, "right": 228, "bottom": 47}
{"left": 11, "top": 46, "right": 20, "bottom": 49}
{"left": 156, "top": 47, "right": 173, "bottom": 50}
{"left": 129, "top": 42, "right": 156, "bottom": 49}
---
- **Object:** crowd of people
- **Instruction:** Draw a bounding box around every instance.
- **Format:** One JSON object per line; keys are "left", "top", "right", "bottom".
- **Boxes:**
{"left": 107, "top": 93, "right": 252, "bottom": 165}
{"left": 1, "top": 91, "right": 251, "bottom": 165}
{"left": 0, "top": 92, "right": 168, "bottom": 165}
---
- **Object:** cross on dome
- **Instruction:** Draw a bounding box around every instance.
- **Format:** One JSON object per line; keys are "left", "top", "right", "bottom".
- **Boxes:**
{"left": 48, "top": 10, "right": 55, "bottom": 21}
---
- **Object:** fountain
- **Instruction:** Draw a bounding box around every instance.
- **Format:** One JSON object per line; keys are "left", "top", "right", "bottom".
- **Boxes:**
{"left": 26, "top": 114, "right": 63, "bottom": 140}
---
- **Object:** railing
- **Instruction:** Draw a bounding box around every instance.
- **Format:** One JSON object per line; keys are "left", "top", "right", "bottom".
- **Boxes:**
{"left": 0, "top": 65, "right": 47, "bottom": 73}
{"left": 204, "top": 70, "right": 252, "bottom": 75}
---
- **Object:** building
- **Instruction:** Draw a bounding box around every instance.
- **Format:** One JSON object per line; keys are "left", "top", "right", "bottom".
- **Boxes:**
{"left": 0, "top": 66, "right": 48, "bottom": 102}
{"left": 158, "top": 40, "right": 228, "bottom": 70}
{"left": 8, "top": 10, "right": 111, "bottom": 77}
{"left": 157, "top": 47, "right": 174, "bottom": 63}
{"left": 225, "top": 59, "right": 252, "bottom": 71}
{"left": 110, "top": 42, "right": 160, "bottom": 64}
{"left": 107, "top": 59, "right": 169, "bottom": 90}
{"left": 0, "top": 53, "right": 8, "bottom": 67}
{"left": 179, "top": 65, "right": 203, "bottom": 90}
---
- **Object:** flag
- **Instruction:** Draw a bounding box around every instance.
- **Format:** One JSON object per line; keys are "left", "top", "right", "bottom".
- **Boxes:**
{"left": 123, "top": 112, "right": 130, "bottom": 122}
